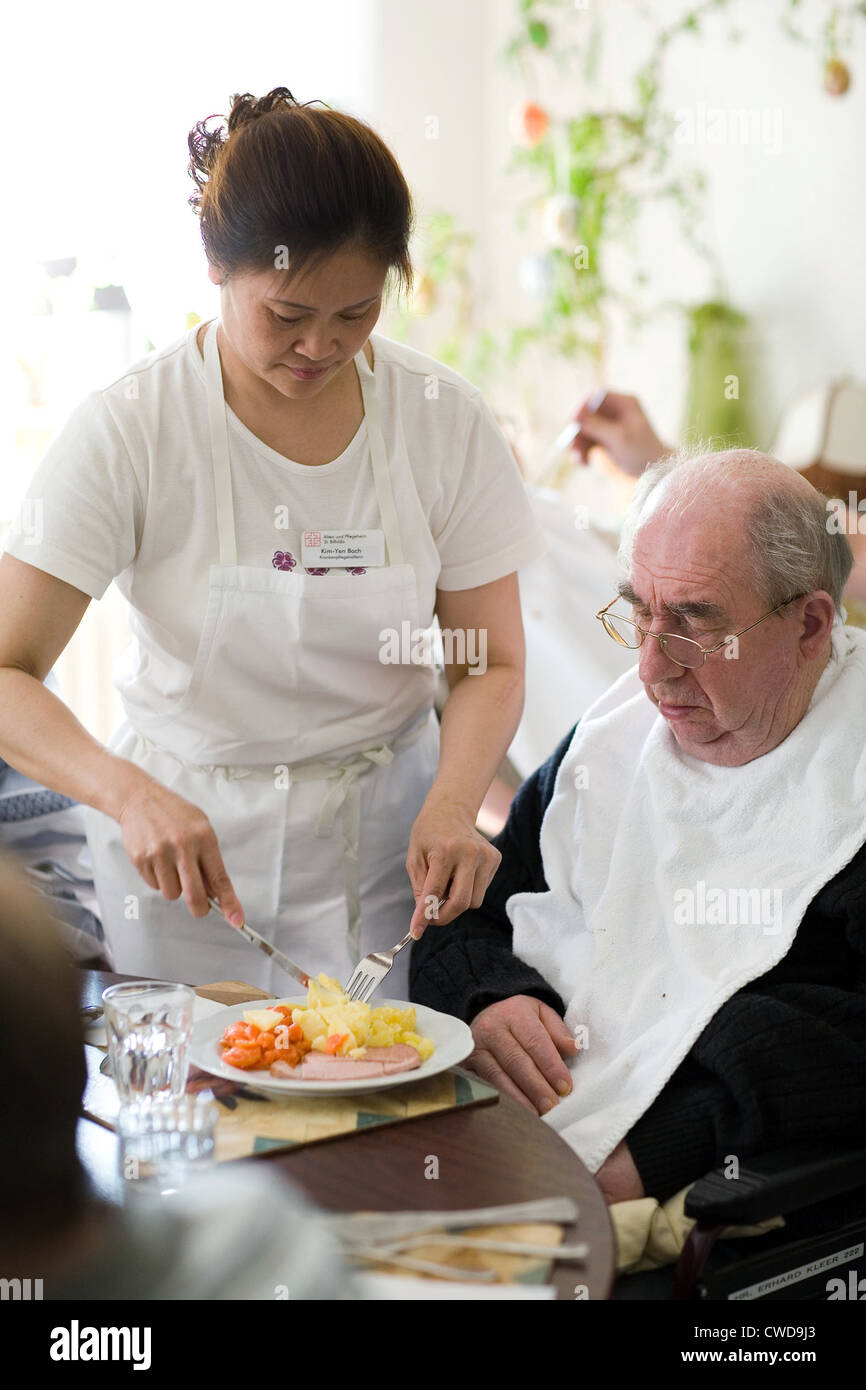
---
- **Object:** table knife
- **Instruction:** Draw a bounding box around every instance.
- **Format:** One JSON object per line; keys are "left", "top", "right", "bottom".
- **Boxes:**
{"left": 207, "top": 897, "right": 311, "bottom": 989}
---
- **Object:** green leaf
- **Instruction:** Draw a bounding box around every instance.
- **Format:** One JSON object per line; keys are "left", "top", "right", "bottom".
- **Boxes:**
{"left": 528, "top": 18, "right": 550, "bottom": 48}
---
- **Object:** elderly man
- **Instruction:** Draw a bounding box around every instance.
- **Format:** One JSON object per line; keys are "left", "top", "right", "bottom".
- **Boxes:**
{"left": 410, "top": 449, "right": 866, "bottom": 1206}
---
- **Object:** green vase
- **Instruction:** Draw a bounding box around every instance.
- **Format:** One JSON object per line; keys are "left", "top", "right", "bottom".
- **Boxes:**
{"left": 681, "top": 301, "right": 759, "bottom": 450}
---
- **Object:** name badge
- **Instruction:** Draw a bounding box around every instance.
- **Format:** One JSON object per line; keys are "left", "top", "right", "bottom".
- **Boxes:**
{"left": 301, "top": 529, "right": 385, "bottom": 567}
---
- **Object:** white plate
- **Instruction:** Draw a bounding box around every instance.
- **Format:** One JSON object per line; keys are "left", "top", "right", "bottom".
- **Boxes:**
{"left": 189, "top": 997, "right": 474, "bottom": 1097}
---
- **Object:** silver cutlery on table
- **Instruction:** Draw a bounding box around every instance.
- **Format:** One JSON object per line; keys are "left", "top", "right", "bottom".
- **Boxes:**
{"left": 349, "top": 1250, "right": 498, "bottom": 1282}
{"left": 326, "top": 1196, "right": 580, "bottom": 1247}
{"left": 206, "top": 897, "right": 312, "bottom": 990}
{"left": 360, "top": 1232, "right": 589, "bottom": 1262}
{"left": 344, "top": 895, "right": 448, "bottom": 1003}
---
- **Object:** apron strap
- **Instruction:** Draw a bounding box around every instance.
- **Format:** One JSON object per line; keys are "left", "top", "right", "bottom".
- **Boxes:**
{"left": 287, "top": 727, "right": 424, "bottom": 959}
{"left": 204, "top": 322, "right": 402, "bottom": 573}
{"left": 355, "top": 348, "right": 405, "bottom": 568}
{"left": 199, "top": 321, "right": 415, "bottom": 957}
{"left": 203, "top": 319, "right": 239, "bottom": 567}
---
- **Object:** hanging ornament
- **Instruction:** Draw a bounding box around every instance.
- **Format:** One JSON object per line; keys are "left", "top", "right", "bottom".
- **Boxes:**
{"left": 824, "top": 58, "right": 851, "bottom": 95}
{"left": 541, "top": 193, "right": 581, "bottom": 251}
{"left": 510, "top": 101, "right": 550, "bottom": 147}
{"left": 518, "top": 252, "right": 555, "bottom": 299}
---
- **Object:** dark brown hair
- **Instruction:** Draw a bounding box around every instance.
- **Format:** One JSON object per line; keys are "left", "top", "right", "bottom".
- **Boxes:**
{"left": 188, "top": 87, "right": 414, "bottom": 295}
{"left": 0, "top": 857, "right": 88, "bottom": 1251}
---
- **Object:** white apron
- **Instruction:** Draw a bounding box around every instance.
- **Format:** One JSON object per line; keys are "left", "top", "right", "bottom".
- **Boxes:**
{"left": 85, "top": 319, "right": 439, "bottom": 994}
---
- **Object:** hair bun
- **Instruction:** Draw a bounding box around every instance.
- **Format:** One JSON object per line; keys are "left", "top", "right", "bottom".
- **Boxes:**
{"left": 188, "top": 88, "right": 299, "bottom": 204}
{"left": 227, "top": 87, "right": 298, "bottom": 133}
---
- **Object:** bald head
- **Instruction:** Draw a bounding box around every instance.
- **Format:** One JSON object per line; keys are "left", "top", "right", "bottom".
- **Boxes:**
{"left": 619, "top": 448, "right": 854, "bottom": 613}
{"left": 611, "top": 447, "right": 845, "bottom": 765}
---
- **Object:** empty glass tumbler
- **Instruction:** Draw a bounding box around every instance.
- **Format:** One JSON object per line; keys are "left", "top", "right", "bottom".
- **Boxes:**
{"left": 102, "top": 980, "right": 195, "bottom": 1102}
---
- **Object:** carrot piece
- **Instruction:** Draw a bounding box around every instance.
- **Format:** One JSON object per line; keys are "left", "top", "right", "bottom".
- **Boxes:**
{"left": 222, "top": 1046, "right": 262, "bottom": 1069}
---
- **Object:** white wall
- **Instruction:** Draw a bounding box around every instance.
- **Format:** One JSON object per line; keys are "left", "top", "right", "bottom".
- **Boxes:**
{"left": 365, "top": 0, "right": 866, "bottom": 460}
{"left": 478, "top": 0, "right": 866, "bottom": 455}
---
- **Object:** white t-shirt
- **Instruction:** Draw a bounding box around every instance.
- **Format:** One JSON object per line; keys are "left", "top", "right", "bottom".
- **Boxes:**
{"left": 4, "top": 324, "right": 546, "bottom": 758}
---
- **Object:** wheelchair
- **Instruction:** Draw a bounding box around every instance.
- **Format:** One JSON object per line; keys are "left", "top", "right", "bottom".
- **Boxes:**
{"left": 614, "top": 1142, "right": 866, "bottom": 1300}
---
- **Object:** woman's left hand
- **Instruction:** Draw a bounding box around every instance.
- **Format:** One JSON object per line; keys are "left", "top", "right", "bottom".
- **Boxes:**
{"left": 406, "top": 795, "right": 501, "bottom": 937}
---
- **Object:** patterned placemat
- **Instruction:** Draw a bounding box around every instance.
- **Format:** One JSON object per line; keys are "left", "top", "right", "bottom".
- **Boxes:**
{"left": 83, "top": 977, "right": 497, "bottom": 1160}
{"left": 82, "top": 1051, "right": 498, "bottom": 1161}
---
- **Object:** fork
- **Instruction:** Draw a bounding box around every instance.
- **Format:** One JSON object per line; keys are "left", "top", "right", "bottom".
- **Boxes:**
{"left": 344, "top": 895, "right": 448, "bottom": 1003}
{"left": 343, "top": 934, "right": 414, "bottom": 1004}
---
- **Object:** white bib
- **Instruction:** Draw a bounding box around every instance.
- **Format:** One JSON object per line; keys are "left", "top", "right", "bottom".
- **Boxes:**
{"left": 509, "top": 622, "right": 866, "bottom": 1172}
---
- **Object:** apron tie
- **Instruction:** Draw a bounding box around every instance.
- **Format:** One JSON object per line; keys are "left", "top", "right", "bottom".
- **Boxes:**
{"left": 286, "top": 726, "right": 425, "bottom": 956}
{"left": 129, "top": 714, "right": 430, "bottom": 959}
{"left": 295, "top": 744, "right": 396, "bottom": 837}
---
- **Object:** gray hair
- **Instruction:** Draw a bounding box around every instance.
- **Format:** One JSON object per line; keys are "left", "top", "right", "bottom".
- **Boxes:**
{"left": 617, "top": 446, "right": 854, "bottom": 616}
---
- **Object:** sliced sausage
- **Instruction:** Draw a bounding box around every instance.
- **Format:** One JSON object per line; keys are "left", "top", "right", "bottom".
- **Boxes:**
{"left": 363, "top": 1045, "right": 422, "bottom": 1073}
{"left": 269, "top": 1045, "right": 423, "bottom": 1081}
{"left": 300, "top": 1056, "right": 386, "bottom": 1080}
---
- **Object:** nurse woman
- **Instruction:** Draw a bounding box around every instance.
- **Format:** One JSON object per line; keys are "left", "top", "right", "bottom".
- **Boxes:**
{"left": 0, "top": 88, "right": 545, "bottom": 994}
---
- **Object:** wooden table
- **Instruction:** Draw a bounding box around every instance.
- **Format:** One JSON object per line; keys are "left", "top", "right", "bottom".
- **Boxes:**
{"left": 78, "top": 969, "right": 616, "bottom": 1300}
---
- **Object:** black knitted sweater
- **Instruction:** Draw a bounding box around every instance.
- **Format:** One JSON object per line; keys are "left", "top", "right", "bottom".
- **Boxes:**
{"left": 409, "top": 726, "right": 866, "bottom": 1201}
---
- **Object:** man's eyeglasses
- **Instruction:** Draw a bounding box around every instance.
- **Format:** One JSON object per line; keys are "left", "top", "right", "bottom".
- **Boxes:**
{"left": 595, "top": 593, "right": 807, "bottom": 670}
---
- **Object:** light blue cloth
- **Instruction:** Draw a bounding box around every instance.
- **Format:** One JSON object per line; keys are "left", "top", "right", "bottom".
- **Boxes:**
{"left": 0, "top": 669, "right": 109, "bottom": 964}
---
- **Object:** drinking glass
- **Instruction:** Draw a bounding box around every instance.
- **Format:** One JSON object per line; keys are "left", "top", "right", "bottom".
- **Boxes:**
{"left": 118, "top": 1092, "right": 219, "bottom": 1196}
{"left": 102, "top": 981, "right": 195, "bottom": 1102}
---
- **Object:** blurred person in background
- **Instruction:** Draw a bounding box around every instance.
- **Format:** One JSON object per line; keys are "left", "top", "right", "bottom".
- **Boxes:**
{"left": 0, "top": 854, "right": 350, "bottom": 1300}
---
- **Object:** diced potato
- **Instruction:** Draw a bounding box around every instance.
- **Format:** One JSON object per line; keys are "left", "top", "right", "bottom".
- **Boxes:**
{"left": 286, "top": 977, "right": 434, "bottom": 1062}
{"left": 243, "top": 1008, "right": 284, "bottom": 1032}
{"left": 295, "top": 1009, "right": 328, "bottom": 1042}
{"left": 403, "top": 1031, "right": 435, "bottom": 1061}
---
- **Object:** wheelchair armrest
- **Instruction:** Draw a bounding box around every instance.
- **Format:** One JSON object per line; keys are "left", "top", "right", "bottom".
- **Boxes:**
{"left": 684, "top": 1143, "right": 866, "bottom": 1226}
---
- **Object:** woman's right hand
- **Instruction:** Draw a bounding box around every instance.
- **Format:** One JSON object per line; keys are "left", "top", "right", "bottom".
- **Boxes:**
{"left": 116, "top": 775, "right": 245, "bottom": 925}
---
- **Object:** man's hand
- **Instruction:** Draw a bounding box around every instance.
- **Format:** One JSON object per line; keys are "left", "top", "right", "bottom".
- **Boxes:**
{"left": 594, "top": 1141, "right": 645, "bottom": 1205}
{"left": 464, "top": 995, "right": 579, "bottom": 1115}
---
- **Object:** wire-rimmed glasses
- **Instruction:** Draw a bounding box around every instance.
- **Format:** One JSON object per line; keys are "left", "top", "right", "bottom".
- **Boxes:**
{"left": 595, "top": 593, "right": 807, "bottom": 669}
